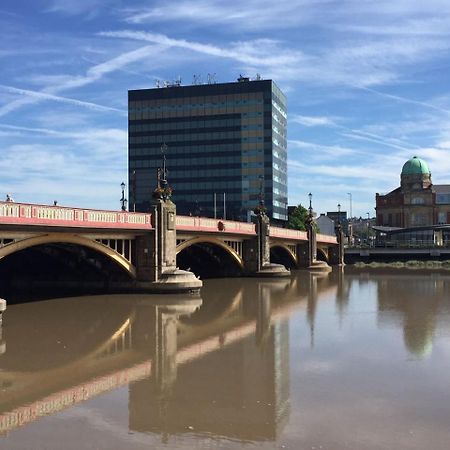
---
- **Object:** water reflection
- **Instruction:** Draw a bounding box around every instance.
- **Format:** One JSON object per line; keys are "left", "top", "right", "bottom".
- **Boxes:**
{"left": 1, "top": 269, "right": 450, "bottom": 448}
{"left": 130, "top": 278, "right": 294, "bottom": 442}
{"left": 374, "top": 271, "right": 450, "bottom": 357}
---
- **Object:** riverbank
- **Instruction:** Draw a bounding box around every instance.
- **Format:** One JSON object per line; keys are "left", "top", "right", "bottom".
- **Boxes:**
{"left": 353, "top": 260, "right": 450, "bottom": 270}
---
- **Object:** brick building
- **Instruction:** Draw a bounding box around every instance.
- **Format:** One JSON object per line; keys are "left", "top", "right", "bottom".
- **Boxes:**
{"left": 376, "top": 156, "right": 450, "bottom": 227}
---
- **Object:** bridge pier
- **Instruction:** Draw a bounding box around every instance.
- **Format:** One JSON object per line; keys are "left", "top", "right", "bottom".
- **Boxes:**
{"left": 0, "top": 298, "right": 5, "bottom": 356}
{"left": 303, "top": 216, "right": 331, "bottom": 272}
{"left": 135, "top": 199, "right": 202, "bottom": 294}
{"left": 329, "top": 224, "right": 345, "bottom": 266}
{"left": 0, "top": 298, "right": 5, "bottom": 327}
{"left": 134, "top": 161, "right": 202, "bottom": 294}
{"left": 246, "top": 205, "right": 290, "bottom": 277}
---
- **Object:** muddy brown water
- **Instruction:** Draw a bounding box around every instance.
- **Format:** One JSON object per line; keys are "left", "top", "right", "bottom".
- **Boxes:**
{"left": 1, "top": 268, "right": 450, "bottom": 449}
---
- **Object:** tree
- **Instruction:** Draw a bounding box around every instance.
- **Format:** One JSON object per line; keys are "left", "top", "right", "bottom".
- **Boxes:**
{"left": 287, "top": 204, "right": 309, "bottom": 231}
{"left": 287, "top": 204, "right": 320, "bottom": 232}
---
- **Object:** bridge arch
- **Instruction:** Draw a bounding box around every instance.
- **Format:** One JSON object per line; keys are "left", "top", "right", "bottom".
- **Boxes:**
{"left": 317, "top": 248, "right": 329, "bottom": 263}
{"left": 270, "top": 243, "right": 297, "bottom": 269}
{"left": 177, "top": 236, "right": 244, "bottom": 268}
{"left": 176, "top": 236, "right": 244, "bottom": 278}
{"left": 0, "top": 233, "right": 136, "bottom": 278}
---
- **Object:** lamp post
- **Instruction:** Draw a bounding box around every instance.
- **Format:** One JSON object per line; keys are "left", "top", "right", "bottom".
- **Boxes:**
{"left": 347, "top": 193, "right": 352, "bottom": 219}
{"left": 347, "top": 192, "right": 353, "bottom": 245}
{"left": 120, "top": 181, "right": 127, "bottom": 211}
{"left": 337, "top": 203, "right": 341, "bottom": 225}
{"left": 308, "top": 192, "right": 313, "bottom": 218}
{"left": 366, "top": 212, "right": 370, "bottom": 245}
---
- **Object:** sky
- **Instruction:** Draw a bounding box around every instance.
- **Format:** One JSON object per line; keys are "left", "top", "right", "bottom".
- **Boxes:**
{"left": 1, "top": 0, "right": 450, "bottom": 218}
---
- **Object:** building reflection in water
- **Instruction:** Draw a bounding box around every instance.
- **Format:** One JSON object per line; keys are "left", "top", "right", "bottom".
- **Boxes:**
{"left": 129, "top": 278, "right": 292, "bottom": 442}
{"left": 374, "top": 271, "right": 450, "bottom": 358}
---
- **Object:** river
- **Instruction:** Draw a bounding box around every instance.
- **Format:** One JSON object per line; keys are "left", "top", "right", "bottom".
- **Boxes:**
{"left": 1, "top": 268, "right": 450, "bottom": 449}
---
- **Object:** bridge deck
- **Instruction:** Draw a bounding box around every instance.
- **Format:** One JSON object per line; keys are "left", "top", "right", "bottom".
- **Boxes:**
{"left": 0, "top": 202, "right": 337, "bottom": 244}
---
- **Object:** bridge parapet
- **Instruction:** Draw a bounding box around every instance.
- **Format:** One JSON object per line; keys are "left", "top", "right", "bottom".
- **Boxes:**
{"left": 176, "top": 215, "right": 256, "bottom": 235}
{"left": 270, "top": 226, "right": 308, "bottom": 241}
{"left": 269, "top": 226, "right": 337, "bottom": 245}
{"left": 0, "top": 202, "right": 152, "bottom": 230}
{"left": 317, "top": 233, "right": 338, "bottom": 244}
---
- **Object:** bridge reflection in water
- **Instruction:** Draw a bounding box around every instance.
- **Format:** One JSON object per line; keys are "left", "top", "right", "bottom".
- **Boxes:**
{"left": 3, "top": 269, "right": 449, "bottom": 447}
{"left": 0, "top": 274, "right": 340, "bottom": 443}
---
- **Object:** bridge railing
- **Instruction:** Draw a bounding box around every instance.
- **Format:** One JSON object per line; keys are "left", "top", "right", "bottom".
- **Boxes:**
{"left": 176, "top": 215, "right": 256, "bottom": 235}
{"left": 270, "top": 226, "right": 308, "bottom": 241}
{"left": 0, "top": 202, "right": 152, "bottom": 230}
{"left": 317, "top": 233, "right": 338, "bottom": 244}
{"left": 270, "top": 226, "right": 337, "bottom": 244}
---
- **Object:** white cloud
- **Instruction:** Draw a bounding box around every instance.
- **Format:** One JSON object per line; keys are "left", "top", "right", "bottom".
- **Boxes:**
{"left": 0, "top": 44, "right": 165, "bottom": 117}
{"left": 0, "top": 85, "right": 126, "bottom": 116}
{"left": 291, "top": 115, "right": 337, "bottom": 127}
{"left": 99, "top": 31, "right": 304, "bottom": 68}
{"left": 121, "top": 0, "right": 320, "bottom": 29}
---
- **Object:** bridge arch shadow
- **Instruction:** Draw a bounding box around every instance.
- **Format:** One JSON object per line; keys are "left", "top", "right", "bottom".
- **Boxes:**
{"left": 317, "top": 248, "right": 329, "bottom": 263}
{"left": 177, "top": 237, "right": 244, "bottom": 279}
{"left": 0, "top": 235, "right": 135, "bottom": 301}
{"left": 270, "top": 244, "right": 297, "bottom": 269}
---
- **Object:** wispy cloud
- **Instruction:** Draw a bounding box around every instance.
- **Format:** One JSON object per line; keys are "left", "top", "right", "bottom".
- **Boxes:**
{"left": 355, "top": 86, "right": 450, "bottom": 115}
{"left": 0, "top": 44, "right": 165, "bottom": 117}
{"left": 0, "top": 85, "right": 126, "bottom": 115}
{"left": 99, "top": 31, "right": 303, "bottom": 68}
{"left": 121, "top": 0, "right": 317, "bottom": 29}
{"left": 291, "top": 115, "right": 337, "bottom": 127}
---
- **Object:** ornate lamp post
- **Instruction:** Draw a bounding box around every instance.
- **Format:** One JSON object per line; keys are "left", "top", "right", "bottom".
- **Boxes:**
{"left": 308, "top": 192, "right": 313, "bottom": 218}
{"left": 120, "top": 181, "right": 127, "bottom": 211}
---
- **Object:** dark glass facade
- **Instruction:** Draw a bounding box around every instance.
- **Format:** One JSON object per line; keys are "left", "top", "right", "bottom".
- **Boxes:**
{"left": 128, "top": 79, "right": 288, "bottom": 221}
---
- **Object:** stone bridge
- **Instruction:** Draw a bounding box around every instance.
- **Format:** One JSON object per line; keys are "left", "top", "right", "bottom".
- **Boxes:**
{"left": 0, "top": 200, "right": 339, "bottom": 293}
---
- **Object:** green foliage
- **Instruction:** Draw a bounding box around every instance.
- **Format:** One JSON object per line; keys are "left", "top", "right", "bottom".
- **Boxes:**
{"left": 287, "top": 204, "right": 319, "bottom": 231}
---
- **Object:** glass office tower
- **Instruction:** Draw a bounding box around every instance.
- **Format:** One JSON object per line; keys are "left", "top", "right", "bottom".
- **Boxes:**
{"left": 128, "top": 78, "right": 288, "bottom": 222}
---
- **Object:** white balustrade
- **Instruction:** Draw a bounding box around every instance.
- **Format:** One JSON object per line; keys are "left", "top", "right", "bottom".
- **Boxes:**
{"left": 0, "top": 204, "right": 20, "bottom": 218}
{"left": 0, "top": 202, "right": 152, "bottom": 229}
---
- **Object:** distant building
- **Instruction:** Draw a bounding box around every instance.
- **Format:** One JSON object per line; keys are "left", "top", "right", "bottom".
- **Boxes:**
{"left": 128, "top": 77, "right": 288, "bottom": 222}
{"left": 315, "top": 214, "right": 335, "bottom": 236}
{"left": 326, "top": 210, "right": 348, "bottom": 235}
{"left": 375, "top": 156, "right": 450, "bottom": 245}
{"left": 376, "top": 156, "right": 450, "bottom": 227}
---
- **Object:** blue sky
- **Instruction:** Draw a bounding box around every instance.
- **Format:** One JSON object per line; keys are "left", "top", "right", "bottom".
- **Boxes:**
{"left": 1, "top": 0, "right": 450, "bottom": 217}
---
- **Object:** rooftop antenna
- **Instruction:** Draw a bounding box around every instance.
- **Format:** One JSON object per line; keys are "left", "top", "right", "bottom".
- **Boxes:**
{"left": 207, "top": 73, "right": 217, "bottom": 84}
{"left": 155, "top": 79, "right": 161, "bottom": 88}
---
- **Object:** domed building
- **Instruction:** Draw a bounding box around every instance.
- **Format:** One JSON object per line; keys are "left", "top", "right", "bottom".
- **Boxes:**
{"left": 375, "top": 157, "right": 450, "bottom": 243}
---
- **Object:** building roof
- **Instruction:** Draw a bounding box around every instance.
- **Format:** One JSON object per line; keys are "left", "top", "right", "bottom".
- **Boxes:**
{"left": 401, "top": 156, "right": 430, "bottom": 175}
{"left": 434, "top": 184, "right": 450, "bottom": 194}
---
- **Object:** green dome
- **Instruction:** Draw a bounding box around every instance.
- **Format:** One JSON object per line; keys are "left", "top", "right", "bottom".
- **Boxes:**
{"left": 401, "top": 156, "right": 430, "bottom": 175}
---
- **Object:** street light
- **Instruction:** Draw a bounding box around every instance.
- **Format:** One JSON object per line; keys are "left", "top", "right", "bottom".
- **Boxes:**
{"left": 347, "top": 193, "right": 353, "bottom": 245}
{"left": 366, "top": 212, "right": 370, "bottom": 245}
{"left": 120, "top": 181, "right": 128, "bottom": 211}
{"left": 347, "top": 193, "right": 352, "bottom": 219}
{"left": 337, "top": 203, "right": 341, "bottom": 224}
{"left": 308, "top": 192, "right": 313, "bottom": 217}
